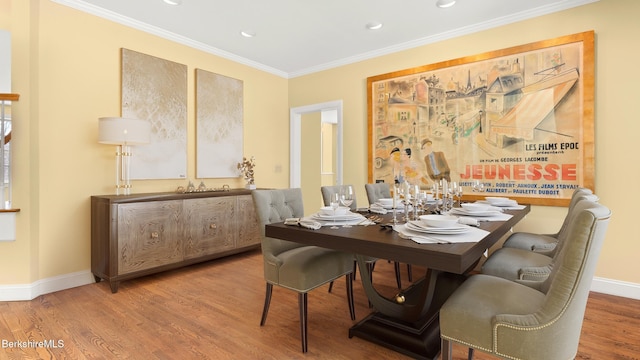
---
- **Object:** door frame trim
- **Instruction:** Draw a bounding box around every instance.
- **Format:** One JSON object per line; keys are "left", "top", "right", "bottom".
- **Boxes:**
{"left": 290, "top": 100, "right": 343, "bottom": 188}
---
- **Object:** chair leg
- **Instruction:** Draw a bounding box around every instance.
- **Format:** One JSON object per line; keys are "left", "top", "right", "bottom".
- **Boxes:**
{"left": 367, "top": 263, "right": 374, "bottom": 308}
{"left": 394, "top": 262, "right": 402, "bottom": 289}
{"left": 328, "top": 281, "right": 333, "bottom": 293}
{"left": 468, "top": 348, "right": 474, "bottom": 360}
{"left": 352, "top": 259, "right": 357, "bottom": 280}
{"left": 441, "top": 338, "right": 453, "bottom": 360}
{"left": 260, "top": 283, "right": 273, "bottom": 326}
{"left": 345, "top": 274, "right": 355, "bottom": 320}
{"left": 298, "top": 292, "right": 308, "bottom": 353}
{"left": 407, "top": 264, "right": 413, "bottom": 282}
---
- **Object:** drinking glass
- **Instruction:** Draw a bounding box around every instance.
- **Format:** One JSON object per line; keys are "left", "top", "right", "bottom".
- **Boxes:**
{"left": 411, "top": 184, "right": 420, "bottom": 220}
{"left": 330, "top": 192, "right": 340, "bottom": 229}
{"left": 392, "top": 184, "right": 400, "bottom": 225}
{"left": 339, "top": 186, "right": 354, "bottom": 227}
{"left": 456, "top": 185, "right": 464, "bottom": 206}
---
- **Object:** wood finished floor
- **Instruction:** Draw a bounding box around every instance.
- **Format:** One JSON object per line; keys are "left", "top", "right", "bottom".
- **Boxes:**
{"left": 1, "top": 249, "right": 639, "bottom": 359}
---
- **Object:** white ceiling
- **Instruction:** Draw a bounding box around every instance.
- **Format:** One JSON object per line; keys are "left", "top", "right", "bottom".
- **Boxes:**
{"left": 54, "top": 0, "right": 597, "bottom": 78}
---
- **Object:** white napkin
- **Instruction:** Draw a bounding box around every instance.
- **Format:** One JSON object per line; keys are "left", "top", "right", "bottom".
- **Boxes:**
{"left": 369, "top": 204, "right": 388, "bottom": 214}
{"left": 457, "top": 217, "right": 479, "bottom": 227}
{"left": 284, "top": 218, "right": 322, "bottom": 230}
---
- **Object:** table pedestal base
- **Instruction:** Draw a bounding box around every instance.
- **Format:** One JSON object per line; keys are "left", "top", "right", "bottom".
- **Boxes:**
{"left": 349, "top": 311, "right": 441, "bottom": 360}
{"left": 349, "top": 272, "right": 467, "bottom": 360}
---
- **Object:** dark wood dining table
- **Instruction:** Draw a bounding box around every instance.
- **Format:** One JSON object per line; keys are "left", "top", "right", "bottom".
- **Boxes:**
{"left": 265, "top": 205, "right": 530, "bottom": 360}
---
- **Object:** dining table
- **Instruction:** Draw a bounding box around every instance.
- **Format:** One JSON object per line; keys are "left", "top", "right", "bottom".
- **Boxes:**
{"left": 265, "top": 205, "right": 530, "bottom": 360}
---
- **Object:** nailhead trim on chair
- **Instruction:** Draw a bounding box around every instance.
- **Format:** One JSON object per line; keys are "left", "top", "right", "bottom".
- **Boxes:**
{"left": 441, "top": 335, "right": 492, "bottom": 354}
{"left": 493, "top": 262, "right": 584, "bottom": 360}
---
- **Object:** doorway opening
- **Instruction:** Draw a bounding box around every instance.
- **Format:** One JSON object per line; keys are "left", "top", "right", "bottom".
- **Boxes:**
{"left": 290, "top": 100, "right": 343, "bottom": 213}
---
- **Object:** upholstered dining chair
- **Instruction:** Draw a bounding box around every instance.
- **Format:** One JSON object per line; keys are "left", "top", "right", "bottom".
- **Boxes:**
{"left": 364, "top": 182, "right": 413, "bottom": 288}
{"left": 481, "top": 196, "right": 597, "bottom": 282}
{"left": 440, "top": 202, "right": 611, "bottom": 360}
{"left": 321, "top": 185, "right": 378, "bottom": 299}
{"left": 501, "top": 187, "right": 596, "bottom": 256}
{"left": 364, "top": 182, "right": 392, "bottom": 206}
{"left": 252, "top": 188, "right": 355, "bottom": 353}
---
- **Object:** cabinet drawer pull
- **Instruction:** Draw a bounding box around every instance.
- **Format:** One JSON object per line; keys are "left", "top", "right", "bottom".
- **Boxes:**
{"left": 209, "top": 223, "right": 217, "bottom": 229}
{"left": 151, "top": 232, "right": 159, "bottom": 239}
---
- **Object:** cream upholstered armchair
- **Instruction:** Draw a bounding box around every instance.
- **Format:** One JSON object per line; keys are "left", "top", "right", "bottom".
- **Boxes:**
{"left": 501, "top": 187, "right": 597, "bottom": 256}
{"left": 252, "top": 188, "right": 355, "bottom": 353}
{"left": 439, "top": 202, "right": 611, "bottom": 360}
{"left": 481, "top": 196, "right": 597, "bottom": 282}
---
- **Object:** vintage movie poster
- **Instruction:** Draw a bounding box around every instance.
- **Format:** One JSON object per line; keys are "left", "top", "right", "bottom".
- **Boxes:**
{"left": 368, "top": 31, "right": 594, "bottom": 206}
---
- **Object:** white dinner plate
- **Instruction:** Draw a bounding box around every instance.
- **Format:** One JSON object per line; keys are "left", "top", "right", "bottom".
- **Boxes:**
{"left": 310, "top": 212, "right": 363, "bottom": 221}
{"left": 450, "top": 208, "right": 503, "bottom": 217}
{"left": 406, "top": 220, "right": 471, "bottom": 234}
{"left": 484, "top": 197, "right": 518, "bottom": 207}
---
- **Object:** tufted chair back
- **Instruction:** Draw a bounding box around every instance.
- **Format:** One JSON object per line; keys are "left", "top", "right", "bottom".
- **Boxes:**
{"left": 252, "top": 189, "right": 307, "bottom": 275}
{"left": 554, "top": 187, "right": 598, "bottom": 238}
{"left": 364, "top": 182, "right": 391, "bottom": 206}
{"left": 251, "top": 188, "right": 356, "bottom": 353}
{"left": 320, "top": 185, "right": 358, "bottom": 211}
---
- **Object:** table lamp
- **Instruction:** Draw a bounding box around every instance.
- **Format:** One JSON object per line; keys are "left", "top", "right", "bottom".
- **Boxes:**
{"left": 98, "top": 117, "right": 150, "bottom": 195}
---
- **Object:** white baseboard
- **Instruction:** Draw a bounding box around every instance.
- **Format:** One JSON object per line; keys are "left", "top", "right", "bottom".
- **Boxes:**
{"left": 0, "top": 270, "right": 95, "bottom": 301}
{"left": 591, "top": 276, "right": 640, "bottom": 300}
{"left": 1, "top": 271, "right": 638, "bottom": 302}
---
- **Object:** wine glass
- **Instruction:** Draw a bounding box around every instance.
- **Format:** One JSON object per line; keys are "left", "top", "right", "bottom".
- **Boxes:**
{"left": 456, "top": 184, "right": 464, "bottom": 206}
{"left": 330, "top": 192, "right": 340, "bottom": 229}
{"left": 339, "top": 186, "right": 354, "bottom": 227}
{"left": 472, "top": 180, "right": 485, "bottom": 193}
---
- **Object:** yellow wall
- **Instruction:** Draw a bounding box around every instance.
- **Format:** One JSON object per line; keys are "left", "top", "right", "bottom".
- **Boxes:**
{"left": 290, "top": 0, "right": 639, "bottom": 285}
{"left": 0, "top": 0, "right": 289, "bottom": 284}
{"left": 0, "top": 0, "right": 638, "bottom": 290}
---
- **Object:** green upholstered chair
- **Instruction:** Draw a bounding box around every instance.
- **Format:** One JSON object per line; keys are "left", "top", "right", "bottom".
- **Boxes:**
{"left": 440, "top": 202, "right": 611, "bottom": 360}
{"left": 252, "top": 188, "right": 355, "bottom": 353}
{"left": 364, "top": 182, "right": 413, "bottom": 288}
{"left": 501, "top": 187, "right": 596, "bottom": 256}
{"left": 481, "top": 197, "right": 597, "bottom": 282}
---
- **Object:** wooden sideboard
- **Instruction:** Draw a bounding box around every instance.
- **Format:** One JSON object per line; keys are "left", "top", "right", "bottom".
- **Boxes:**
{"left": 91, "top": 189, "right": 261, "bottom": 293}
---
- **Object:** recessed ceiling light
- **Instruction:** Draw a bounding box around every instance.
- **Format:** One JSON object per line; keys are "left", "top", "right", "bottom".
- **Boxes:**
{"left": 163, "top": 0, "right": 182, "bottom": 5}
{"left": 366, "top": 22, "right": 383, "bottom": 30}
{"left": 436, "top": 0, "right": 456, "bottom": 8}
{"left": 240, "top": 30, "right": 256, "bottom": 38}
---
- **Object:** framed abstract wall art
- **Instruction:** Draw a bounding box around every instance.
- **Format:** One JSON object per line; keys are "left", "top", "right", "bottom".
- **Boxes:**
{"left": 195, "top": 69, "right": 244, "bottom": 178}
{"left": 121, "top": 48, "right": 188, "bottom": 180}
{"left": 367, "top": 31, "right": 594, "bottom": 206}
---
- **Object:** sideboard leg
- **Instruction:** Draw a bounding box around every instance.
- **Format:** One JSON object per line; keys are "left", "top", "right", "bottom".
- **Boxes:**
{"left": 109, "top": 281, "right": 119, "bottom": 293}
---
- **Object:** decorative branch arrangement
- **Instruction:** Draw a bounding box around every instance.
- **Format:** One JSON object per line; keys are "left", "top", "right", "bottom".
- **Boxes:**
{"left": 237, "top": 156, "right": 256, "bottom": 186}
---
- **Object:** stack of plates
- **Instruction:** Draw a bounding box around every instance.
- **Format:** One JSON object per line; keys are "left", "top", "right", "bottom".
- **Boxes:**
{"left": 484, "top": 197, "right": 519, "bottom": 207}
{"left": 450, "top": 207, "right": 502, "bottom": 217}
{"left": 405, "top": 220, "right": 471, "bottom": 234}
{"left": 310, "top": 212, "right": 363, "bottom": 222}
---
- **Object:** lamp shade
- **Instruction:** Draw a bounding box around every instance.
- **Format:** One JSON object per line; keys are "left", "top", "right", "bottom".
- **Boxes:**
{"left": 98, "top": 117, "right": 151, "bottom": 145}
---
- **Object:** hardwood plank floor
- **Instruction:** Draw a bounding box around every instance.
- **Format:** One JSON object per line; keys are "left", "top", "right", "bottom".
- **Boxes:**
{"left": 1, "top": 249, "right": 639, "bottom": 359}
